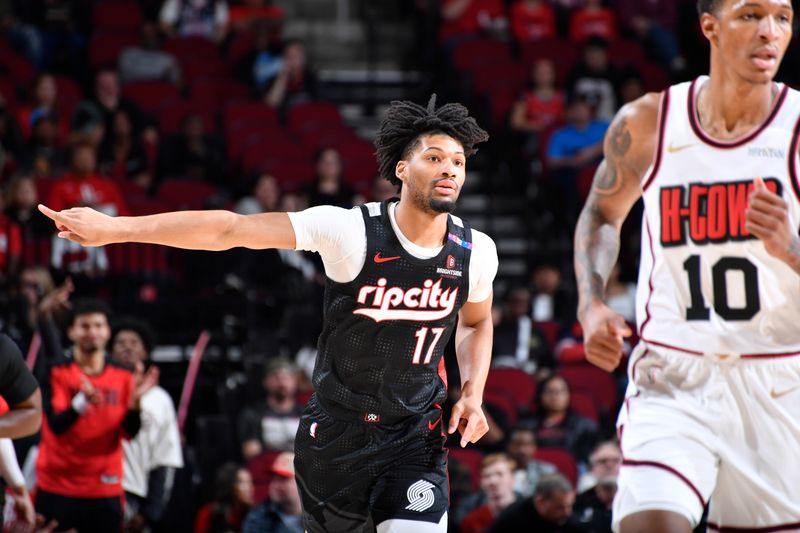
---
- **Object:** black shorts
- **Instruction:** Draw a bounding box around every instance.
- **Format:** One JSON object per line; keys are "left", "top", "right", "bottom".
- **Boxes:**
{"left": 294, "top": 394, "right": 449, "bottom": 533}
{"left": 35, "top": 489, "right": 123, "bottom": 533}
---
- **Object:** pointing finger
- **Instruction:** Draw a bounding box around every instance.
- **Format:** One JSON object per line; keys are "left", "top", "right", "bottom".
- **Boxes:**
{"left": 38, "top": 204, "right": 60, "bottom": 221}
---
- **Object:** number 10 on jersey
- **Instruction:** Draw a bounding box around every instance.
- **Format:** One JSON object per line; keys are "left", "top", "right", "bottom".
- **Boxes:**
{"left": 412, "top": 327, "right": 446, "bottom": 364}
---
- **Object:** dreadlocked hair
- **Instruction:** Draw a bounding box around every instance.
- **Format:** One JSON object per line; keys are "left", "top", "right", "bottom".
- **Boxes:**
{"left": 374, "top": 94, "right": 489, "bottom": 187}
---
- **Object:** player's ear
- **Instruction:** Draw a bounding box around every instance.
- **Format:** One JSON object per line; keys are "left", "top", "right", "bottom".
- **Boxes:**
{"left": 700, "top": 12, "right": 719, "bottom": 43}
{"left": 395, "top": 160, "right": 408, "bottom": 183}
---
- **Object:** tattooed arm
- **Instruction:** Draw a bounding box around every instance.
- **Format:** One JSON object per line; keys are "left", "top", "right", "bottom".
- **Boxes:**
{"left": 573, "top": 94, "right": 660, "bottom": 371}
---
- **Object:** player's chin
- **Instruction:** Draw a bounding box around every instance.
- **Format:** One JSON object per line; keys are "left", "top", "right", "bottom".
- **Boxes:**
{"left": 429, "top": 197, "right": 457, "bottom": 214}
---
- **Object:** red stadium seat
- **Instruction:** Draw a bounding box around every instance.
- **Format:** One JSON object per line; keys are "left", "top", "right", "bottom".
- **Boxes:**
{"left": 92, "top": 1, "right": 144, "bottom": 32}
{"left": 179, "top": 58, "right": 229, "bottom": 85}
{"left": 343, "top": 160, "right": 378, "bottom": 189}
{"left": 520, "top": 38, "right": 577, "bottom": 85}
{"left": 88, "top": 33, "right": 139, "bottom": 70}
{"left": 483, "top": 391, "right": 518, "bottom": 428}
{"left": 190, "top": 79, "right": 250, "bottom": 108}
{"left": 163, "top": 36, "right": 221, "bottom": 63}
{"left": 241, "top": 139, "right": 310, "bottom": 175}
{"left": 254, "top": 161, "right": 316, "bottom": 191}
{"left": 226, "top": 122, "right": 285, "bottom": 164}
{"left": 470, "top": 63, "right": 526, "bottom": 96}
{"left": 569, "top": 390, "right": 600, "bottom": 424}
{"left": 558, "top": 365, "right": 618, "bottom": 416}
{"left": 227, "top": 31, "right": 255, "bottom": 66}
{"left": 452, "top": 38, "right": 511, "bottom": 72}
{"left": 157, "top": 179, "right": 218, "bottom": 211}
{"left": 607, "top": 39, "right": 647, "bottom": 68}
{"left": 286, "top": 101, "right": 342, "bottom": 133}
{"left": 0, "top": 76, "right": 18, "bottom": 110}
{"left": 296, "top": 125, "right": 359, "bottom": 152}
{"left": 485, "top": 367, "right": 537, "bottom": 408}
{"left": 121, "top": 80, "right": 181, "bottom": 114}
{"left": 485, "top": 86, "right": 521, "bottom": 130}
{"left": 53, "top": 75, "right": 83, "bottom": 117}
{"left": 534, "top": 447, "right": 578, "bottom": 487}
{"left": 640, "top": 63, "right": 670, "bottom": 93}
{"left": 159, "top": 101, "right": 216, "bottom": 135}
{"left": 447, "top": 447, "right": 484, "bottom": 491}
{"left": 223, "top": 102, "right": 280, "bottom": 131}
{"left": 0, "top": 48, "right": 34, "bottom": 86}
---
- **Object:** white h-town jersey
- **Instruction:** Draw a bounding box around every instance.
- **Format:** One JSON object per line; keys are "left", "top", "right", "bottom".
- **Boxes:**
{"left": 637, "top": 77, "right": 800, "bottom": 355}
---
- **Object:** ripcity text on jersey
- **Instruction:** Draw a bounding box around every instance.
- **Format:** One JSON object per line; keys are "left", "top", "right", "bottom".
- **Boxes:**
{"left": 313, "top": 200, "right": 472, "bottom": 423}
{"left": 638, "top": 76, "right": 800, "bottom": 355}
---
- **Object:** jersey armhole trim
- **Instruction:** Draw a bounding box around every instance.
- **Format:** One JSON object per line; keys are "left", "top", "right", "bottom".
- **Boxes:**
{"left": 642, "top": 88, "right": 670, "bottom": 192}
{"left": 788, "top": 113, "right": 800, "bottom": 203}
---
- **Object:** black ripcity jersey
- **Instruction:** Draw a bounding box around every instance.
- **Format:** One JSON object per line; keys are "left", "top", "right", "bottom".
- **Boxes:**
{"left": 313, "top": 200, "right": 472, "bottom": 423}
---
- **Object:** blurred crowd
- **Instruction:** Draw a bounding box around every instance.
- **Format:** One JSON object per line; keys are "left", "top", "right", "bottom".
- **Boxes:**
{"left": 0, "top": 0, "right": 786, "bottom": 531}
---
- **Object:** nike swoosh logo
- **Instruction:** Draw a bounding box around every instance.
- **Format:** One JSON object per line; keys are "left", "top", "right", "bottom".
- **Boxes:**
{"left": 428, "top": 417, "right": 442, "bottom": 431}
{"left": 374, "top": 253, "right": 401, "bottom": 264}
{"left": 667, "top": 143, "right": 695, "bottom": 154}
{"left": 770, "top": 386, "right": 800, "bottom": 399}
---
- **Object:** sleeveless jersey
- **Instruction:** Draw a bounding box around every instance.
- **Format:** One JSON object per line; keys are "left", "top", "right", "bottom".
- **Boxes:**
{"left": 637, "top": 76, "right": 800, "bottom": 355}
{"left": 312, "top": 200, "right": 472, "bottom": 422}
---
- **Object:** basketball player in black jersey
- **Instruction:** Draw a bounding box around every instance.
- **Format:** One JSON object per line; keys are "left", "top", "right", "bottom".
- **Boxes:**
{"left": 38, "top": 96, "right": 498, "bottom": 533}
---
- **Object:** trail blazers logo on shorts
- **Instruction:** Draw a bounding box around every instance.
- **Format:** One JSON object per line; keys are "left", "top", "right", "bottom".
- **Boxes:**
{"left": 405, "top": 480, "right": 435, "bottom": 512}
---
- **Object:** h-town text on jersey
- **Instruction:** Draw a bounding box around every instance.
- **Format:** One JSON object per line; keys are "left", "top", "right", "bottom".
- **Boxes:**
{"left": 354, "top": 278, "right": 459, "bottom": 322}
{"left": 659, "top": 177, "right": 782, "bottom": 246}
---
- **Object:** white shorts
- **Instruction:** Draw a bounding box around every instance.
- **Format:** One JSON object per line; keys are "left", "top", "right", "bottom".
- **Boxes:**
{"left": 612, "top": 342, "right": 800, "bottom": 532}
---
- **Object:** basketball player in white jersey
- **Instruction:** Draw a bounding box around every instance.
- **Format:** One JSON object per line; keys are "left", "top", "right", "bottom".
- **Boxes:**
{"left": 574, "top": 1, "right": 800, "bottom": 532}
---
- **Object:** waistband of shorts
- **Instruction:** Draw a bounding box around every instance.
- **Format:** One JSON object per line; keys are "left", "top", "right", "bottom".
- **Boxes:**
{"left": 314, "top": 394, "right": 429, "bottom": 426}
{"left": 641, "top": 337, "right": 800, "bottom": 361}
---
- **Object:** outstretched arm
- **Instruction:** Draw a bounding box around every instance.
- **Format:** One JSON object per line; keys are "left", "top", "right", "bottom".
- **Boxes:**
{"left": 38, "top": 205, "right": 296, "bottom": 251}
{"left": 574, "top": 94, "right": 659, "bottom": 371}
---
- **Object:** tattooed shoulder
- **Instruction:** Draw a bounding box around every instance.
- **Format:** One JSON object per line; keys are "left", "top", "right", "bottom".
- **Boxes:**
{"left": 608, "top": 116, "right": 632, "bottom": 159}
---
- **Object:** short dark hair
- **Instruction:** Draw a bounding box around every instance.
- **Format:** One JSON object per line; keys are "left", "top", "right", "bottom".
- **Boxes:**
{"left": 373, "top": 94, "right": 489, "bottom": 188}
{"left": 697, "top": 0, "right": 723, "bottom": 16}
{"left": 69, "top": 298, "right": 112, "bottom": 326}
{"left": 111, "top": 317, "right": 157, "bottom": 355}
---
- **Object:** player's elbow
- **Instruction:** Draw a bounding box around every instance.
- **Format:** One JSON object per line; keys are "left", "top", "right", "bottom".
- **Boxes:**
{"left": 212, "top": 211, "right": 243, "bottom": 250}
{"left": 13, "top": 389, "right": 42, "bottom": 438}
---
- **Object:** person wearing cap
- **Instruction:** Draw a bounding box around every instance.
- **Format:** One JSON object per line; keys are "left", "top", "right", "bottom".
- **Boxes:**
{"left": 242, "top": 452, "right": 303, "bottom": 533}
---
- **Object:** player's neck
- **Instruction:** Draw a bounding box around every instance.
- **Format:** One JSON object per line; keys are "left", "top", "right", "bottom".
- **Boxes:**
{"left": 394, "top": 200, "right": 449, "bottom": 248}
{"left": 74, "top": 349, "right": 106, "bottom": 375}
{"left": 698, "top": 72, "right": 777, "bottom": 140}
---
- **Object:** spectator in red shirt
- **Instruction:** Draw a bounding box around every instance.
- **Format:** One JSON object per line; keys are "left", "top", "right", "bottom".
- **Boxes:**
{"left": 0, "top": 210, "right": 22, "bottom": 281}
{"left": 47, "top": 141, "right": 128, "bottom": 276}
{"left": 510, "top": 58, "right": 565, "bottom": 158}
{"left": 461, "top": 453, "right": 519, "bottom": 533}
{"left": 47, "top": 141, "right": 128, "bottom": 217}
{"left": 439, "top": 0, "right": 506, "bottom": 43}
{"left": 35, "top": 298, "right": 158, "bottom": 533}
{"left": 510, "top": 0, "right": 556, "bottom": 43}
{"left": 569, "top": 0, "right": 616, "bottom": 43}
